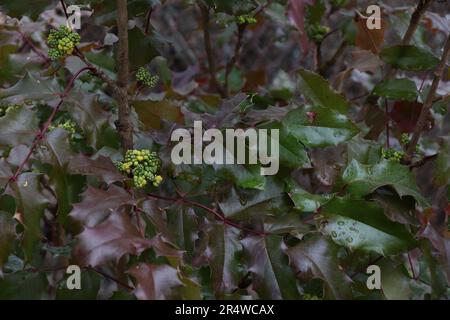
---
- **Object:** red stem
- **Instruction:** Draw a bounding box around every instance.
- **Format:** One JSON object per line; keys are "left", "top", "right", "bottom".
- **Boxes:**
{"left": 146, "top": 193, "right": 268, "bottom": 237}
{"left": 8, "top": 67, "right": 93, "bottom": 184}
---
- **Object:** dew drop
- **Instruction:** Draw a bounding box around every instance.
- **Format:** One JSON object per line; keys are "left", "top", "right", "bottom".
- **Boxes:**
{"left": 337, "top": 221, "right": 345, "bottom": 226}
{"left": 331, "top": 231, "right": 337, "bottom": 238}
{"left": 346, "top": 236, "right": 353, "bottom": 243}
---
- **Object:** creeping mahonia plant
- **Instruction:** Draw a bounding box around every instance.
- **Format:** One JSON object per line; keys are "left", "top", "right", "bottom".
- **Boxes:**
{"left": 116, "top": 149, "right": 162, "bottom": 188}
{"left": 47, "top": 25, "right": 81, "bottom": 60}
{"left": 0, "top": 103, "right": 21, "bottom": 117}
{"left": 136, "top": 67, "right": 159, "bottom": 88}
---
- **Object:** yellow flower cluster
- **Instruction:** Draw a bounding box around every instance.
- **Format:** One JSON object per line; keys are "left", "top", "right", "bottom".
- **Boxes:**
{"left": 116, "top": 149, "right": 162, "bottom": 188}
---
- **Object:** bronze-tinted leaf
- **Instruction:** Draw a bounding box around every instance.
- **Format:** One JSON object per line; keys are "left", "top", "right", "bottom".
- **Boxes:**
{"left": 69, "top": 185, "right": 134, "bottom": 226}
{"left": 127, "top": 263, "right": 183, "bottom": 300}
{"left": 74, "top": 212, "right": 152, "bottom": 267}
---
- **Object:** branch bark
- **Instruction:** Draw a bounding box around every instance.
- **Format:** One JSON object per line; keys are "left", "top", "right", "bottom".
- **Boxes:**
{"left": 406, "top": 34, "right": 450, "bottom": 158}
{"left": 401, "top": 0, "right": 433, "bottom": 45}
{"left": 116, "top": 0, "right": 133, "bottom": 151}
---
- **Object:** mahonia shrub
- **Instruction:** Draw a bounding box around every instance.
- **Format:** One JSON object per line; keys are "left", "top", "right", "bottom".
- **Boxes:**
{"left": 0, "top": 0, "right": 449, "bottom": 301}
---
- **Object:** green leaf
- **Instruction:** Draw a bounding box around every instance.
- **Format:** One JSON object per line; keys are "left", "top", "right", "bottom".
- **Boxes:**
{"left": 341, "top": 159, "right": 429, "bottom": 206}
{"left": 372, "top": 78, "right": 418, "bottom": 101}
{"left": 298, "top": 69, "right": 350, "bottom": 114}
{"left": 287, "top": 235, "right": 353, "bottom": 299}
{"left": 282, "top": 107, "right": 359, "bottom": 147}
{"left": 242, "top": 235, "right": 300, "bottom": 299}
{"left": 0, "top": 271, "right": 48, "bottom": 299}
{"left": 347, "top": 136, "right": 382, "bottom": 165}
{"left": 262, "top": 122, "right": 311, "bottom": 169}
{"left": 216, "top": 164, "right": 266, "bottom": 190}
{"left": 380, "top": 45, "right": 440, "bottom": 71}
{"left": 219, "top": 177, "right": 283, "bottom": 217}
{"left": 320, "top": 198, "right": 416, "bottom": 255}
{"left": 286, "top": 181, "right": 330, "bottom": 212}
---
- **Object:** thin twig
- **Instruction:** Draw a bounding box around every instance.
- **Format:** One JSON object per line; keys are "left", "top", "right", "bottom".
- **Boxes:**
{"left": 318, "top": 40, "right": 347, "bottom": 75}
{"left": 406, "top": 34, "right": 450, "bottom": 158}
{"left": 198, "top": 2, "right": 226, "bottom": 97}
{"left": 30, "top": 265, "right": 134, "bottom": 291}
{"left": 8, "top": 67, "right": 93, "bottom": 185}
{"left": 144, "top": 7, "right": 154, "bottom": 35}
{"left": 401, "top": 0, "right": 433, "bottom": 45}
{"left": 146, "top": 192, "right": 268, "bottom": 237}
{"left": 224, "top": 23, "right": 246, "bottom": 95}
{"left": 18, "top": 30, "right": 50, "bottom": 65}
{"left": 384, "top": 98, "right": 390, "bottom": 148}
{"left": 89, "top": 267, "right": 134, "bottom": 291}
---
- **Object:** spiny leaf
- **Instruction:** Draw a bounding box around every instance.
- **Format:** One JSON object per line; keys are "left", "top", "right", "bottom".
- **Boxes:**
{"left": 127, "top": 263, "right": 183, "bottom": 300}
{"left": 320, "top": 197, "right": 416, "bottom": 255}
{"left": 68, "top": 154, "right": 124, "bottom": 184}
{"left": 0, "top": 106, "right": 39, "bottom": 146}
{"left": 341, "top": 159, "right": 429, "bottom": 206}
{"left": 69, "top": 185, "right": 134, "bottom": 226}
{"left": 73, "top": 211, "right": 152, "bottom": 267}
{"left": 282, "top": 107, "right": 359, "bottom": 147}
{"left": 242, "top": 235, "right": 300, "bottom": 299}
{"left": 287, "top": 235, "right": 353, "bottom": 299}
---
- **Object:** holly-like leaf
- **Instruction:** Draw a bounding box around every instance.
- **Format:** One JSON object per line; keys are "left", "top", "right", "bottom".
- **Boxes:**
{"left": 320, "top": 198, "right": 416, "bottom": 255}
{"left": 0, "top": 106, "right": 39, "bottom": 146}
{"left": 127, "top": 263, "right": 183, "bottom": 300}
{"left": 69, "top": 185, "right": 134, "bottom": 226}
{"left": 0, "top": 0, "right": 57, "bottom": 19}
{"left": 69, "top": 154, "right": 124, "bottom": 184}
{"left": 202, "top": 223, "right": 243, "bottom": 296}
{"left": 287, "top": 235, "right": 353, "bottom": 299}
{"left": 282, "top": 107, "right": 359, "bottom": 147}
{"left": 216, "top": 164, "right": 266, "bottom": 190}
{"left": 372, "top": 78, "right": 418, "bottom": 101}
{"left": 380, "top": 45, "right": 440, "bottom": 71}
{"left": 297, "top": 69, "right": 349, "bottom": 114}
{"left": 341, "top": 159, "right": 429, "bottom": 206}
{"left": 0, "top": 72, "right": 60, "bottom": 102}
{"left": 73, "top": 211, "right": 152, "bottom": 267}
{"left": 6, "top": 173, "right": 52, "bottom": 259}
{"left": 421, "top": 223, "right": 450, "bottom": 285}
{"left": 242, "top": 235, "right": 300, "bottom": 299}
{"left": 287, "top": 183, "right": 330, "bottom": 212}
